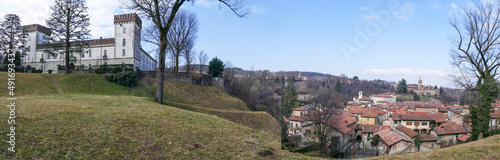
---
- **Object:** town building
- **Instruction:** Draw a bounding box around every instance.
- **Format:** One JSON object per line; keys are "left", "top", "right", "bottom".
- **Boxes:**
{"left": 23, "top": 13, "right": 157, "bottom": 73}
{"left": 432, "top": 121, "right": 468, "bottom": 147}
{"left": 370, "top": 93, "right": 396, "bottom": 105}
{"left": 374, "top": 129, "right": 411, "bottom": 155}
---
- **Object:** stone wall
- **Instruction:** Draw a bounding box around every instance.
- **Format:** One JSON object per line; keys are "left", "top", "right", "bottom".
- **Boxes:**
{"left": 139, "top": 71, "right": 227, "bottom": 89}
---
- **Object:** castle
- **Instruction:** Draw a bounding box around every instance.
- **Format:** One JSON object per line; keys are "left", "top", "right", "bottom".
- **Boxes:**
{"left": 407, "top": 78, "right": 440, "bottom": 96}
{"left": 23, "top": 13, "right": 157, "bottom": 73}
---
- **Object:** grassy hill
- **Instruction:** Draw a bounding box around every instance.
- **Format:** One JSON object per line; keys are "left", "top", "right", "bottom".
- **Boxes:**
{"left": 366, "top": 134, "right": 500, "bottom": 160}
{"left": 0, "top": 72, "right": 312, "bottom": 159}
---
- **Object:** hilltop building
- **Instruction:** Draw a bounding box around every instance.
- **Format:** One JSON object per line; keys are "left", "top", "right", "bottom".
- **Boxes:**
{"left": 23, "top": 13, "right": 157, "bottom": 73}
{"left": 407, "top": 78, "right": 440, "bottom": 96}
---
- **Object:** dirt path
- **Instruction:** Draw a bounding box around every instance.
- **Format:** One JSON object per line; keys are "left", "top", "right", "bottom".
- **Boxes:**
{"left": 47, "top": 75, "right": 65, "bottom": 94}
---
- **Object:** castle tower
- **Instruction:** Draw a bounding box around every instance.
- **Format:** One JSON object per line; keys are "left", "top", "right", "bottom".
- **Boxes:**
{"left": 113, "top": 13, "right": 142, "bottom": 65}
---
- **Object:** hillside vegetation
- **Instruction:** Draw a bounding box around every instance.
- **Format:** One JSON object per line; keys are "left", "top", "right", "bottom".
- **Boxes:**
{"left": 367, "top": 134, "right": 500, "bottom": 160}
{"left": 0, "top": 72, "right": 293, "bottom": 159}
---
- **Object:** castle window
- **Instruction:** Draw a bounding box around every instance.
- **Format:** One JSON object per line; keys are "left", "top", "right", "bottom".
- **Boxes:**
{"left": 123, "top": 39, "right": 126, "bottom": 46}
{"left": 123, "top": 27, "right": 126, "bottom": 33}
{"left": 89, "top": 50, "right": 92, "bottom": 57}
{"left": 104, "top": 50, "right": 107, "bottom": 56}
{"left": 81, "top": 52, "right": 84, "bottom": 58}
{"left": 27, "top": 46, "right": 30, "bottom": 52}
{"left": 122, "top": 49, "right": 126, "bottom": 56}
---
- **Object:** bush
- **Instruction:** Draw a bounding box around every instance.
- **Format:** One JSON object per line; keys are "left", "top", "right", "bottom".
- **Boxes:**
{"left": 110, "top": 67, "right": 122, "bottom": 74}
{"left": 95, "top": 66, "right": 108, "bottom": 74}
{"left": 208, "top": 57, "right": 224, "bottom": 77}
{"left": 105, "top": 70, "right": 138, "bottom": 87}
{"left": 289, "top": 143, "right": 318, "bottom": 153}
{"left": 283, "top": 142, "right": 295, "bottom": 149}
{"left": 48, "top": 70, "right": 53, "bottom": 73}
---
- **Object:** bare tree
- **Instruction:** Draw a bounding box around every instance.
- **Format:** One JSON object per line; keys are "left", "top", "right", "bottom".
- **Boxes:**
{"left": 45, "top": 0, "right": 90, "bottom": 74}
{"left": 449, "top": 1, "right": 500, "bottom": 139}
{"left": 182, "top": 43, "right": 196, "bottom": 73}
{"left": 304, "top": 106, "right": 336, "bottom": 157}
{"left": 125, "top": 0, "right": 248, "bottom": 104}
{"left": 168, "top": 10, "right": 198, "bottom": 73}
{"left": 197, "top": 50, "right": 208, "bottom": 74}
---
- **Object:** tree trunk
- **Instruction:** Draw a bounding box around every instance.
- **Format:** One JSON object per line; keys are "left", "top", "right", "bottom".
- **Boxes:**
{"left": 174, "top": 51, "right": 179, "bottom": 73}
{"left": 156, "top": 42, "right": 167, "bottom": 104}
{"left": 65, "top": 10, "right": 71, "bottom": 75}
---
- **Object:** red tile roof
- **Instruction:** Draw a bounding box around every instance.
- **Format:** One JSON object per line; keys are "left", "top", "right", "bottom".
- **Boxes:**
{"left": 374, "top": 129, "right": 410, "bottom": 146}
{"left": 359, "top": 96, "right": 371, "bottom": 101}
{"left": 419, "top": 134, "right": 438, "bottom": 142}
{"left": 435, "top": 121, "right": 468, "bottom": 135}
{"left": 326, "top": 110, "right": 357, "bottom": 134}
{"left": 457, "top": 134, "right": 472, "bottom": 142}
{"left": 490, "top": 110, "right": 500, "bottom": 119}
{"left": 349, "top": 106, "right": 385, "bottom": 117}
{"left": 361, "top": 111, "right": 379, "bottom": 118}
{"left": 463, "top": 124, "right": 472, "bottom": 133}
{"left": 356, "top": 124, "right": 391, "bottom": 133}
{"left": 395, "top": 125, "right": 418, "bottom": 138}
{"left": 288, "top": 116, "right": 305, "bottom": 122}
{"left": 293, "top": 105, "right": 309, "bottom": 111}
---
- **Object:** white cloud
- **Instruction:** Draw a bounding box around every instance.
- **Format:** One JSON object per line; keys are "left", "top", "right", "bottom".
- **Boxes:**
{"left": 0, "top": 0, "right": 51, "bottom": 25}
{"left": 0, "top": 0, "right": 128, "bottom": 39}
{"left": 249, "top": 5, "right": 265, "bottom": 15}
{"left": 359, "top": 6, "right": 370, "bottom": 11}
{"left": 392, "top": 2, "right": 416, "bottom": 21}
{"left": 194, "top": 0, "right": 219, "bottom": 8}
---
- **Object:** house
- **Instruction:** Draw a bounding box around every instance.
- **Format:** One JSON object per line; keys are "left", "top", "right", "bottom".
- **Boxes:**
{"left": 23, "top": 13, "right": 158, "bottom": 73}
{"left": 302, "top": 109, "right": 358, "bottom": 155}
{"left": 398, "top": 114, "right": 440, "bottom": 134}
{"left": 287, "top": 104, "right": 318, "bottom": 136}
{"left": 394, "top": 125, "right": 418, "bottom": 140}
{"left": 348, "top": 106, "right": 386, "bottom": 125}
{"left": 370, "top": 93, "right": 396, "bottom": 105}
{"left": 374, "top": 129, "right": 411, "bottom": 155}
{"left": 355, "top": 124, "right": 391, "bottom": 144}
{"left": 448, "top": 110, "right": 464, "bottom": 125}
{"left": 489, "top": 110, "right": 500, "bottom": 128}
{"left": 419, "top": 134, "right": 439, "bottom": 149}
{"left": 433, "top": 121, "right": 468, "bottom": 147}
{"left": 353, "top": 91, "right": 372, "bottom": 104}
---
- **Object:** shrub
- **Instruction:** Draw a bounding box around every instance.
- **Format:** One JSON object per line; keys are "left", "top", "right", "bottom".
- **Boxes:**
{"left": 105, "top": 70, "right": 138, "bottom": 87}
{"left": 95, "top": 66, "right": 108, "bottom": 74}
{"left": 110, "top": 67, "right": 122, "bottom": 74}
{"left": 289, "top": 143, "right": 318, "bottom": 153}
{"left": 48, "top": 70, "right": 53, "bottom": 73}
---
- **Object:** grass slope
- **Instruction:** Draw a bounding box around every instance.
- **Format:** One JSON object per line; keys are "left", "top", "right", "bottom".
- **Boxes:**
{"left": 0, "top": 95, "right": 312, "bottom": 159}
{"left": 366, "top": 134, "right": 500, "bottom": 160}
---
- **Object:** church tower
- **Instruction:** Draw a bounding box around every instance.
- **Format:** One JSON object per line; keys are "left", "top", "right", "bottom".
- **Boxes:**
{"left": 418, "top": 76, "right": 422, "bottom": 89}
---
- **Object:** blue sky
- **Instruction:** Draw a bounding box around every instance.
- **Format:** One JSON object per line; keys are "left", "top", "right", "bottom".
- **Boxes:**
{"left": 0, "top": 0, "right": 479, "bottom": 87}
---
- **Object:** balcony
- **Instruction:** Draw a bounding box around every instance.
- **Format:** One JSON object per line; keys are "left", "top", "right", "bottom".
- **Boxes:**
{"left": 69, "top": 56, "right": 77, "bottom": 61}
{"left": 40, "top": 58, "right": 45, "bottom": 63}
{"left": 103, "top": 55, "right": 108, "bottom": 60}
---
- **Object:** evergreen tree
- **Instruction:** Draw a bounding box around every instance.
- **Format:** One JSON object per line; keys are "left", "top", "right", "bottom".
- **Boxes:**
{"left": 45, "top": 0, "right": 91, "bottom": 74}
{"left": 208, "top": 57, "right": 224, "bottom": 77}
{"left": 396, "top": 78, "right": 408, "bottom": 94}
{"left": 414, "top": 135, "right": 422, "bottom": 151}
{"left": 413, "top": 94, "right": 420, "bottom": 101}
{"left": 0, "top": 14, "right": 26, "bottom": 63}
{"left": 334, "top": 80, "right": 342, "bottom": 92}
{"left": 281, "top": 78, "right": 298, "bottom": 117}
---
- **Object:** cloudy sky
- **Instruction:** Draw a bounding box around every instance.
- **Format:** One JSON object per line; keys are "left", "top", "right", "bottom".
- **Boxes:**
{"left": 0, "top": 0, "right": 484, "bottom": 87}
